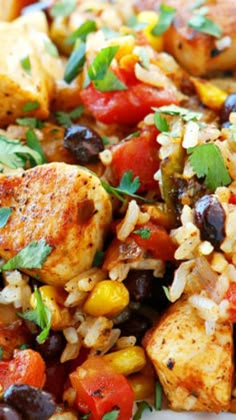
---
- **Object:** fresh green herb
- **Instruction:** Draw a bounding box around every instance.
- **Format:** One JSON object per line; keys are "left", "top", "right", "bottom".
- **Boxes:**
{"left": 20, "top": 56, "right": 31, "bottom": 74}
{"left": 16, "top": 117, "right": 44, "bottom": 129}
{"left": 151, "top": 4, "right": 176, "bottom": 36}
{"left": 0, "top": 347, "right": 3, "bottom": 360}
{"left": 101, "top": 171, "right": 140, "bottom": 202}
{"left": 163, "top": 286, "right": 171, "bottom": 301}
{"left": 64, "top": 42, "right": 86, "bottom": 84}
{"left": 1, "top": 239, "right": 53, "bottom": 271}
{"left": 133, "top": 227, "right": 151, "bottom": 239}
{"left": 66, "top": 20, "right": 96, "bottom": 45}
{"left": 133, "top": 401, "right": 153, "bottom": 420}
{"left": 85, "top": 46, "right": 127, "bottom": 92}
{"left": 101, "top": 135, "right": 109, "bottom": 146}
{"left": 188, "top": 14, "right": 222, "bottom": 38}
{"left": 26, "top": 129, "right": 47, "bottom": 165}
{"left": 0, "top": 135, "right": 42, "bottom": 169}
{"left": 44, "top": 40, "right": 59, "bottom": 57}
{"left": 92, "top": 250, "right": 105, "bottom": 267}
{"left": 127, "top": 14, "right": 147, "bottom": 31}
{"left": 80, "top": 414, "right": 91, "bottom": 420}
{"left": 102, "top": 409, "right": 120, "bottom": 420}
{"left": 154, "top": 112, "right": 169, "bottom": 132}
{"left": 23, "top": 101, "right": 40, "bottom": 113}
{"left": 18, "top": 287, "right": 52, "bottom": 344}
{"left": 190, "top": 0, "right": 206, "bottom": 10}
{"left": 19, "top": 343, "right": 30, "bottom": 350}
{"left": 55, "top": 105, "right": 84, "bottom": 127}
{"left": 188, "top": 143, "right": 231, "bottom": 191}
{"left": 50, "top": 0, "right": 77, "bottom": 18}
{"left": 0, "top": 208, "right": 12, "bottom": 228}
{"left": 155, "top": 382, "right": 162, "bottom": 410}
{"left": 153, "top": 104, "right": 202, "bottom": 122}
{"left": 123, "top": 131, "right": 141, "bottom": 141}
{"left": 100, "top": 26, "right": 120, "bottom": 40}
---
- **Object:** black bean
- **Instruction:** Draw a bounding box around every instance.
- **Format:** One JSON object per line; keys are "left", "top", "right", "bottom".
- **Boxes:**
{"left": 119, "top": 313, "right": 152, "bottom": 343}
{"left": 124, "top": 270, "right": 153, "bottom": 302}
{"left": 0, "top": 404, "right": 22, "bottom": 420}
{"left": 34, "top": 330, "right": 66, "bottom": 361}
{"left": 220, "top": 93, "right": 236, "bottom": 124}
{"left": 3, "top": 385, "right": 56, "bottom": 420}
{"left": 194, "top": 194, "right": 225, "bottom": 250}
{"left": 64, "top": 124, "right": 104, "bottom": 164}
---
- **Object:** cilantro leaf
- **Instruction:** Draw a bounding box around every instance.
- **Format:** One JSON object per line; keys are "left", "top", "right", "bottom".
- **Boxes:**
{"left": 16, "top": 117, "right": 44, "bottom": 129}
{"left": 93, "top": 70, "right": 127, "bottom": 92}
{"left": 44, "top": 40, "right": 59, "bottom": 57}
{"left": 50, "top": 0, "right": 77, "bottom": 18}
{"left": 154, "top": 112, "right": 169, "bottom": 132}
{"left": 153, "top": 104, "right": 202, "bottom": 122}
{"left": 1, "top": 239, "right": 53, "bottom": 271}
{"left": 133, "top": 401, "right": 152, "bottom": 420}
{"left": 18, "top": 287, "right": 52, "bottom": 344}
{"left": 155, "top": 382, "right": 162, "bottom": 410}
{"left": 55, "top": 105, "right": 84, "bottom": 128}
{"left": 20, "top": 56, "right": 31, "bottom": 74}
{"left": 0, "top": 135, "right": 42, "bottom": 169}
{"left": 66, "top": 20, "right": 96, "bottom": 45}
{"left": 127, "top": 14, "right": 147, "bottom": 31}
{"left": 188, "top": 143, "right": 231, "bottom": 191}
{"left": 0, "top": 208, "right": 12, "bottom": 228}
{"left": 23, "top": 101, "right": 40, "bottom": 112}
{"left": 26, "top": 129, "right": 47, "bottom": 165}
{"left": 151, "top": 4, "right": 176, "bottom": 36}
{"left": 188, "top": 14, "right": 222, "bottom": 38}
{"left": 64, "top": 42, "right": 86, "bottom": 84}
{"left": 133, "top": 227, "right": 151, "bottom": 239}
{"left": 102, "top": 410, "right": 120, "bottom": 420}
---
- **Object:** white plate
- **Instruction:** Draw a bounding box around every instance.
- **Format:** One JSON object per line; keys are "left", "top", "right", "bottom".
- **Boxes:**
{"left": 143, "top": 410, "right": 235, "bottom": 419}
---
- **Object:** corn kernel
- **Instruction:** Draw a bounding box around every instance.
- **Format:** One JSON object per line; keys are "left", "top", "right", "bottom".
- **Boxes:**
{"left": 103, "top": 346, "right": 146, "bottom": 376}
{"left": 128, "top": 372, "right": 155, "bottom": 400}
{"left": 83, "top": 280, "right": 129, "bottom": 317}
{"left": 119, "top": 53, "right": 139, "bottom": 72}
{"left": 191, "top": 77, "right": 227, "bottom": 111}
{"left": 137, "top": 11, "right": 163, "bottom": 51}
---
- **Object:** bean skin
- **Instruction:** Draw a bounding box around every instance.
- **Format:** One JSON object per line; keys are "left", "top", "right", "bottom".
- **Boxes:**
{"left": 220, "top": 93, "right": 236, "bottom": 125}
{"left": 34, "top": 330, "right": 66, "bottom": 361}
{"left": 124, "top": 270, "right": 153, "bottom": 302}
{"left": 0, "top": 404, "right": 22, "bottom": 420}
{"left": 64, "top": 124, "right": 104, "bottom": 163}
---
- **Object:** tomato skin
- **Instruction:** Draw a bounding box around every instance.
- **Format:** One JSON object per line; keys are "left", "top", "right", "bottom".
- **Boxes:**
{"left": 229, "top": 193, "right": 236, "bottom": 205}
{"left": 80, "top": 68, "right": 178, "bottom": 126}
{"left": 70, "top": 356, "right": 134, "bottom": 420}
{"left": 130, "top": 221, "right": 177, "bottom": 261}
{"left": 0, "top": 349, "right": 46, "bottom": 391}
{"left": 225, "top": 283, "right": 236, "bottom": 322}
{"left": 111, "top": 126, "right": 160, "bottom": 192}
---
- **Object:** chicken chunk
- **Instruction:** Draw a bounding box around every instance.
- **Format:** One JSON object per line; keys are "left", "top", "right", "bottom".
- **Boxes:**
{"left": 0, "top": 162, "right": 112, "bottom": 286}
{"left": 135, "top": 0, "right": 236, "bottom": 76}
{"left": 144, "top": 299, "right": 233, "bottom": 412}
{"left": 0, "top": 0, "right": 36, "bottom": 21}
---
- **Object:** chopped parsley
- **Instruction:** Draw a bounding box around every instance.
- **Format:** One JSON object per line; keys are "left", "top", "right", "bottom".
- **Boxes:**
{"left": 102, "top": 410, "right": 120, "bottom": 420}
{"left": 0, "top": 135, "right": 42, "bottom": 169}
{"left": 16, "top": 117, "right": 44, "bottom": 129}
{"left": 188, "top": 143, "right": 231, "bottom": 191}
{"left": 44, "top": 40, "right": 59, "bottom": 57}
{"left": 133, "top": 401, "right": 153, "bottom": 420}
{"left": 1, "top": 239, "right": 53, "bottom": 271}
{"left": 0, "top": 208, "right": 12, "bottom": 228}
{"left": 20, "top": 55, "right": 31, "bottom": 74}
{"left": 151, "top": 4, "right": 176, "bottom": 36}
{"left": 133, "top": 227, "right": 151, "bottom": 239}
{"left": 50, "top": 0, "right": 77, "bottom": 18}
{"left": 64, "top": 41, "right": 86, "bottom": 84}
{"left": 26, "top": 129, "right": 47, "bottom": 165}
{"left": 55, "top": 105, "right": 84, "bottom": 127}
{"left": 153, "top": 104, "right": 202, "bottom": 122}
{"left": 188, "top": 13, "right": 222, "bottom": 38}
{"left": 155, "top": 382, "right": 163, "bottom": 410}
{"left": 154, "top": 112, "right": 169, "bottom": 132}
{"left": 18, "top": 287, "right": 52, "bottom": 344}
{"left": 23, "top": 101, "right": 40, "bottom": 113}
{"left": 66, "top": 20, "right": 96, "bottom": 45}
{"left": 101, "top": 170, "right": 149, "bottom": 203}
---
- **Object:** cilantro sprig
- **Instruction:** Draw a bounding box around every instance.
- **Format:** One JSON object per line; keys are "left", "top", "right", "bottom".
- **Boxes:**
{"left": 133, "top": 227, "right": 151, "bottom": 239}
{"left": 188, "top": 143, "right": 231, "bottom": 191}
{"left": 0, "top": 135, "right": 42, "bottom": 169}
{"left": 55, "top": 105, "right": 84, "bottom": 127}
{"left": 18, "top": 287, "right": 52, "bottom": 344}
{"left": 154, "top": 113, "right": 169, "bottom": 132}
{"left": 151, "top": 4, "right": 176, "bottom": 36}
{"left": 153, "top": 105, "right": 202, "bottom": 122}
{"left": 101, "top": 171, "right": 150, "bottom": 203}
{"left": 188, "top": 13, "right": 222, "bottom": 38}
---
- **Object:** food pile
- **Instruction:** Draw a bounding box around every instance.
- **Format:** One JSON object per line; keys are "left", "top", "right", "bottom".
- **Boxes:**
{"left": 0, "top": 0, "right": 236, "bottom": 418}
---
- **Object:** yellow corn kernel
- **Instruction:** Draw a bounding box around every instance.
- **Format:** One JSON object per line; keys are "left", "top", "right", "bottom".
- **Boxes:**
{"left": 109, "top": 35, "right": 135, "bottom": 61}
{"left": 83, "top": 280, "right": 129, "bottom": 317}
{"left": 128, "top": 372, "right": 155, "bottom": 400}
{"left": 103, "top": 346, "right": 146, "bottom": 376}
{"left": 191, "top": 77, "right": 227, "bottom": 111}
{"left": 137, "top": 11, "right": 163, "bottom": 52}
{"left": 30, "top": 285, "right": 72, "bottom": 330}
{"left": 119, "top": 53, "right": 139, "bottom": 72}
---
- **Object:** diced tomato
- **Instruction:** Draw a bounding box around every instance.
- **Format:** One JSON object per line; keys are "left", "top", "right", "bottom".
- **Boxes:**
{"left": 70, "top": 356, "right": 134, "bottom": 420}
{"left": 0, "top": 349, "right": 46, "bottom": 391}
{"left": 111, "top": 126, "right": 160, "bottom": 192}
{"left": 229, "top": 193, "right": 236, "bottom": 205}
{"left": 80, "top": 67, "right": 178, "bottom": 126}
{"left": 225, "top": 283, "right": 236, "bottom": 322}
{"left": 130, "top": 221, "right": 177, "bottom": 261}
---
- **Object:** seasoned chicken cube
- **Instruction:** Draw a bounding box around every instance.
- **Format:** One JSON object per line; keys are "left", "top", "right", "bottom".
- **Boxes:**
{"left": 144, "top": 299, "right": 233, "bottom": 412}
{"left": 0, "top": 0, "right": 35, "bottom": 21}
{"left": 0, "top": 162, "right": 112, "bottom": 286}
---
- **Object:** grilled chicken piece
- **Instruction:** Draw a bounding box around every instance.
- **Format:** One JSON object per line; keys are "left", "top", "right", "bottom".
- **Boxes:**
{"left": 0, "top": 162, "right": 112, "bottom": 286}
{"left": 144, "top": 299, "right": 233, "bottom": 412}
{"left": 135, "top": 0, "right": 236, "bottom": 76}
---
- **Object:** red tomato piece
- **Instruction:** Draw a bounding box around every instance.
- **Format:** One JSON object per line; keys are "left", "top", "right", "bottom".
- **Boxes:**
{"left": 130, "top": 221, "right": 177, "bottom": 261}
{"left": 0, "top": 349, "right": 46, "bottom": 391}
{"left": 225, "top": 283, "right": 236, "bottom": 322}
{"left": 111, "top": 126, "right": 160, "bottom": 192}
{"left": 70, "top": 356, "right": 134, "bottom": 420}
{"left": 229, "top": 193, "right": 236, "bottom": 205}
{"left": 80, "top": 67, "right": 178, "bottom": 126}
